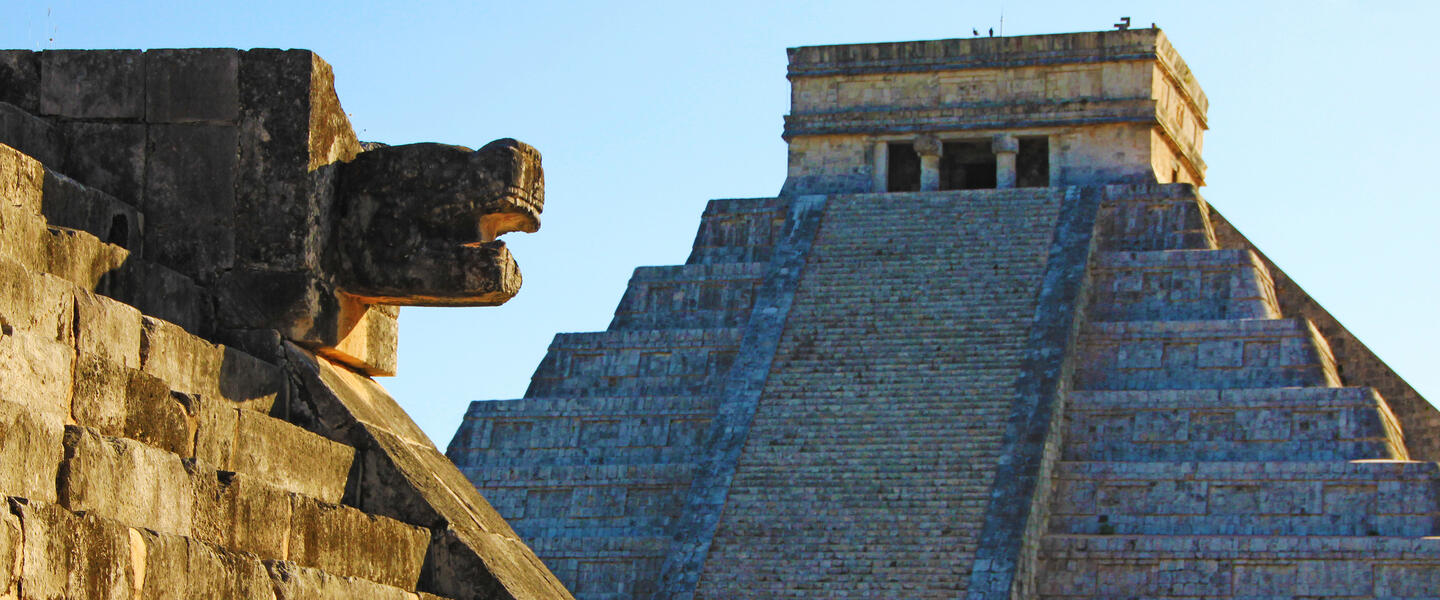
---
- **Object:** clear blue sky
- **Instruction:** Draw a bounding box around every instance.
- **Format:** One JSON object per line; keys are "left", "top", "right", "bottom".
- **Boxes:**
{"left": 7, "top": 1, "right": 1438, "bottom": 447}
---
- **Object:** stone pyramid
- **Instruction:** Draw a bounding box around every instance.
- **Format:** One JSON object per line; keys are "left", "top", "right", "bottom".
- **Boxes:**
{"left": 447, "top": 29, "right": 1440, "bottom": 599}
{"left": 0, "top": 49, "right": 569, "bottom": 599}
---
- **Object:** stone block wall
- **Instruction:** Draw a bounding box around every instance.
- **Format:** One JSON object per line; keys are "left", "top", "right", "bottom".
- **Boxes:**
{"left": 0, "top": 45, "right": 572, "bottom": 599}
{"left": 1031, "top": 185, "right": 1440, "bottom": 599}
{"left": 781, "top": 29, "right": 1207, "bottom": 195}
{"left": 449, "top": 195, "right": 789, "bottom": 598}
{"left": 0, "top": 47, "right": 409, "bottom": 376}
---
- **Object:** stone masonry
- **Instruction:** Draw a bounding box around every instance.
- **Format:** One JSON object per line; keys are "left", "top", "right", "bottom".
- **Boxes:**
{"left": 0, "top": 49, "right": 570, "bottom": 599}
{"left": 448, "top": 28, "right": 1440, "bottom": 600}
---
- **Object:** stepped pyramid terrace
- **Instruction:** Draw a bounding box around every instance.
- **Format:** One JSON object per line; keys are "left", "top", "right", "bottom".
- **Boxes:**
{"left": 447, "top": 28, "right": 1440, "bottom": 599}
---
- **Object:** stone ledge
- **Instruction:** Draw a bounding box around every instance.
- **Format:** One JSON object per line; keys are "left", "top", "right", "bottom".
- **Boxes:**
{"left": 787, "top": 30, "right": 1168, "bottom": 78}
{"left": 461, "top": 395, "right": 720, "bottom": 418}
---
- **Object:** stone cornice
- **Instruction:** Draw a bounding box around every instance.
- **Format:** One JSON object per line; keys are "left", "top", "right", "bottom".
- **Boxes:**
{"left": 782, "top": 98, "right": 1158, "bottom": 139}
{"left": 786, "top": 29, "right": 1210, "bottom": 130}
{"left": 787, "top": 30, "right": 1163, "bottom": 79}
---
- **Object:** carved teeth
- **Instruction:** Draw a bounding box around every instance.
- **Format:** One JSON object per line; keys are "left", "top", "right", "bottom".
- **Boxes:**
{"left": 478, "top": 188, "right": 541, "bottom": 242}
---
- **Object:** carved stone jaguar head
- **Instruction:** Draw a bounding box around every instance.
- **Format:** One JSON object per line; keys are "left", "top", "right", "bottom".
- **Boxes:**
{"left": 334, "top": 139, "right": 544, "bottom": 306}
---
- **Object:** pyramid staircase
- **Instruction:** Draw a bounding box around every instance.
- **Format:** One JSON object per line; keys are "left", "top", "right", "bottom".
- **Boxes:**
{"left": 1036, "top": 192, "right": 1440, "bottom": 598}
{"left": 448, "top": 197, "right": 790, "bottom": 598}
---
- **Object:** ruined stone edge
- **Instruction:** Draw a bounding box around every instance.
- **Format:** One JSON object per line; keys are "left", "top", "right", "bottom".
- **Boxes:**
{"left": 963, "top": 186, "right": 1103, "bottom": 600}
{"left": 652, "top": 194, "right": 827, "bottom": 600}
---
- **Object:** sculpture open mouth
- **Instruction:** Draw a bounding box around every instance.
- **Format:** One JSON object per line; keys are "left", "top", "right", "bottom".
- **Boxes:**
{"left": 334, "top": 139, "right": 546, "bottom": 306}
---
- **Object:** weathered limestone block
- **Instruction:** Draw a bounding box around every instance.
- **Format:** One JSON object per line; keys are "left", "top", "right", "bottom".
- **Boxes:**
{"left": 57, "top": 121, "right": 147, "bottom": 206}
{"left": 335, "top": 140, "right": 542, "bottom": 305}
{"left": 107, "top": 259, "right": 212, "bottom": 335}
{"left": 77, "top": 289, "right": 143, "bottom": 368}
{"left": 140, "top": 316, "right": 281, "bottom": 411}
{"left": 264, "top": 560, "right": 416, "bottom": 600}
{"left": 0, "top": 254, "right": 73, "bottom": 344}
{"left": 0, "top": 509, "right": 17, "bottom": 597}
{"left": 323, "top": 298, "right": 399, "bottom": 377}
{"left": 290, "top": 342, "right": 431, "bottom": 446}
{"left": 288, "top": 495, "right": 430, "bottom": 588}
{"left": 138, "top": 528, "right": 276, "bottom": 600}
{"left": 193, "top": 398, "right": 239, "bottom": 471}
{"left": 189, "top": 468, "right": 295, "bottom": 560}
{"left": 140, "top": 315, "right": 222, "bottom": 392}
{"left": 144, "top": 123, "right": 238, "bottom": 282}
{"left": 121, "top": 369, "right": 194, "bottom": 455}
{"left": 213, "top": 269, "right": 398, "bottom": 376}
{"left": 0, "top": 144, "right": 43, "bottom": 215}
{"left": 0, "top": 328, "right": 75, "bottom": 417}
{"left": 40, "top": 50, "right": 146, "bottom": 119}
{"left": 0, "top": 402, "right": 64, "bottom": 502}
{"left": 0, "top": 205, "right": 50, "bottom": 280}
{"left": 145, "top": 49, "right": 240, "bottom": 124}
{"left": 40, "top": 169, "right": 144, "bottom": 254}
{"left": 15, "top": 499, "right": 137, "bottom": 600}
{"left": 42, "top": 225, "right": 130, "bottom": 290}
{"left": 233, "top": 409, "right": 353, "bottom": 503}
{"left": 58, "top": 426, "right": 195, "bottom": 536}
{"left": 0, "top": 51, "right": 39, "bottom": 112}
{"left": 73, "top": 358, "right": 193, "bottom": 456}
{"left": 0, "top": 102, "right": 62, "bottom": 167}
{"left": 234, "top": 49, "right": 360, "bottom": 272}
{"left": 215, "top": 270, "right": 337, "bottom": 344}
{"left": 286, "top": 345, "right": 572, "bottom": 600}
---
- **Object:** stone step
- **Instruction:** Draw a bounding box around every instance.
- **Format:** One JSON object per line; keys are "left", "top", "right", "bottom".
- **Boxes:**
{"left": 451, "top": 400, "right": 715, "bottom": 458}
{"left": 10, "top": 485, "right": 434, "bottom": 600}
{"left": 523, "top": 535, "right": 668, "bottom": 600}
{"left": 3, "top": 142, "right": 142, "bottom": 252}
{"left": 0, "top": 188, "right": 211, "bottom": 335}
{"left": 62, "top": 421, "right": 353, "bottom": 519}
{"left": 1063, "top": 388, "right": 1407, "bottom": 461}
{"left": 49, "top": 426, "right": 428, "bottom": 589}
{"left": 526, "top": 328, "right": 742, "bottom": 398}
{"left": 481, "top": 469, "right": 692, "bottom": 540}
{"left": 1088, "top": 249, "right": 1279, "bottom": 322}
{"left": 1038, "top": 534, "right": 1440, "bottom": 599}
{"left": 458, "top": 395, "right": 721, "bottom": 418}
{"left": 1049, "top": 461, "right": 1440, "bottom": 537}
{"left": 452, "top": 444, "right": 706, "bottom": 468}
{"left": 1095, "top": 185, "right": 1216, "bottom": 251}
{"left": 468, "top": 467, "right": 687, "bottom": 535}
{"left": 1075, "top": 319, "right": 1340, "bottom": 391}
{"left": 685, "top": 196, "right": 789, "bottom": 265}
{"left": 465, "top": 462, "right": 696, "bottom": 489}
{"left": 608, "top": 262, "right": 765, "bottom": 330}
{"left": 11, "top": 498, "right": 275, "bottom": 599}
{"left": 1, "top": 106, "right": 64, "bottom": 167}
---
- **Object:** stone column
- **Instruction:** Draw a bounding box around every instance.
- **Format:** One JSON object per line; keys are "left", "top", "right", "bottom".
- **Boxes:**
{"left": 915, "top": 134, "right": 942, "bottom": 191}
{"left": 993, "top": 134, "right": 1019, "bottom": 189}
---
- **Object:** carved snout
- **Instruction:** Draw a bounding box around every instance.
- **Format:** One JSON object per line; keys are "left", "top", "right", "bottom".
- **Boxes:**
{"left": 333, "top": 139, "right": 545, "bottom": 306}
{"left": 474, "top": 138, "right": 544, "bottom": 242}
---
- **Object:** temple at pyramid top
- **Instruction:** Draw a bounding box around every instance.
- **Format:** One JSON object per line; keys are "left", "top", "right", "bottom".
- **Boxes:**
{"left": 780, "top": 29, "right": 1207, "bottom": 194}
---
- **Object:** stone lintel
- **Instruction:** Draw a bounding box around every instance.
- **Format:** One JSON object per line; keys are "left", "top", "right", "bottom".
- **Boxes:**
{"left": 781, "top": 98, "right": 1158, "bottom": 140}
{"left": 786, "top": 28, "right": 1208, "bottom": 124}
